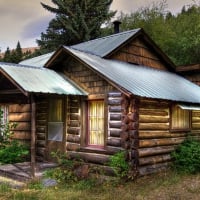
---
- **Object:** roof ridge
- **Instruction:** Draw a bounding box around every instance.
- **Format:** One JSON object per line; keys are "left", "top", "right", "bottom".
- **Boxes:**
{"left": 71, "top": 28, "right": 141, "bottom": 47}
{"left": 0, "top": 61, "right": 45, "bottom": 70}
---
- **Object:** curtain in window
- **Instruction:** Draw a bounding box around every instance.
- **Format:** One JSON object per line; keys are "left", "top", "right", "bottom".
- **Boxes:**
{"left": 89, "top": 100, "right": 104, "bottom": 146}
{"left": 49, "top": 99, "right": 62, "bottom": 122}
{"left": 172, "top": 105, "right": 190, "bottom": 129}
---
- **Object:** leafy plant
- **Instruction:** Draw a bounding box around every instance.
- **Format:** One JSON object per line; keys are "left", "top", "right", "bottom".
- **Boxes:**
{"left": 171, "top": 137, "right": 200, "bottom": 174}
{"left": 108, "top": 151, "right": 129, "bottom": 179}
{"left": 0, "top": 110, "right": 28, "bottom": 164}
{"left": 0, "top": 140, "right": 29, "bottom": 164}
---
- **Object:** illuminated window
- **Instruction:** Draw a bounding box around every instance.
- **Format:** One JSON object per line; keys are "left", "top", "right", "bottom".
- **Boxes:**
{"left": 171, "top": 104, "right": 190, "bottom": 130}
{"left": 88, "top": 100, "right": 104, "bottom": 146}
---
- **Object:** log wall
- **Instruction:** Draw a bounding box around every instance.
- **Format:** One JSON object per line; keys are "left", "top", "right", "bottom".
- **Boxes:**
{"left": 35, "top": 97, "right": 48, "bottom": 161}
{"left": 110, "top": 38, "right": 168, "bottom": 71}
{"left": 9, "top": 104, "right": 31, "bottom": 142}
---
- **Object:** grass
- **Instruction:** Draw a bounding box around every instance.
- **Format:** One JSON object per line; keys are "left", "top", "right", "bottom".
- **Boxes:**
{"left": 1, "top": 170, "right": 200, "bottom": 200}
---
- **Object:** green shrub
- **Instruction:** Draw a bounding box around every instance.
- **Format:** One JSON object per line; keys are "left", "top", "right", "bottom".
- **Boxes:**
{"left": 0, "top": 140, "right": 29, "bottom": 164}
{"left": 171, "top": 137, "right": 200, "bottom": 174}
{"left": 108, "top": 151, "right": 129, "bottom": 178}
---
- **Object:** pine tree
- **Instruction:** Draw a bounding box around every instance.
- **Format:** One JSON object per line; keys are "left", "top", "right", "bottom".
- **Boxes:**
{"left": 37, "top": 0, "right": 116, "bottom": 52}
{"left": 3, "top": 47, "right": 11, "bottom": 62}
{"left": 15, "top": 41, "right": 23, "bottom": 63}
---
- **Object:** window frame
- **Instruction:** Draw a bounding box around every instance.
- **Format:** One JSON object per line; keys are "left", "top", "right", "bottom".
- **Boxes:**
{"left": 170, "top": 103, "right": 191, "bottom": 132}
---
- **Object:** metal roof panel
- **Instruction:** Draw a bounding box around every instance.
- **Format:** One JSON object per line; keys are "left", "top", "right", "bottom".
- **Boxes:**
{"left": 0, "top": 62, "right": 87, "bottom": 95}
{"left": 71, "top": 29, "right": 141, "bottom": 57}
{"left": 65, "top": 47, "right": 200, "bottom": 104}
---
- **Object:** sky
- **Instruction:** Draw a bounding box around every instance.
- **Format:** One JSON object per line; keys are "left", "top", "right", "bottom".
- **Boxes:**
{"left": 0, "top": 0, "right": 198, "bottom": 52}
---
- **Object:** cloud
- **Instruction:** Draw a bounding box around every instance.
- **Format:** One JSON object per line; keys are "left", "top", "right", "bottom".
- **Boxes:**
{"left": 21, "top": 15, "right": 54, "bottom": 39}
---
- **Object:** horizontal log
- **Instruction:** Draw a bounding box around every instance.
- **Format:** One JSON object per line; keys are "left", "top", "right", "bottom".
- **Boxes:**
{"left": 66, "top": 142, "right": 80, "bottom": 151}
{"left": 109, "top": 106, "right": 123, "bottom": 113}
{"left": 192, "top": 111, "right": 200, "bottom": 117}
{"left": 139, "top": 109, "right": 169, "bottom": 116}
{"left": 69, "top": 108, "right": 79, "bottom": 114}
{"left": 66, "top": 134, "right": 80, "bottom": 143}
{"left": 139, "top": 123, "right": 169, "bottom": 130}
{"left": 139, "top": 115, "right": 169, "bottom": 123}
{"left": 110, "top": 113, "right": 122, "bottom": 121}
{"left": 9, "top": 113, "right": 31, "bottom": 122}
{"left": 108, "top": 98, "right": 122, "bottom": 105}
{"left": 139, "top": 137, "right": 185, "bottom": 148}
{"left": 67, "top": 127, "right": 80, "bottom": 135}
{"left": 139, "top": 99, "right": 169, "bottom": 108}
{"left": 139, "top": 154, "right": 171, "bottom": 166}
{"left": 109, "top": 129, "right": 122, "bottom": 137}
{"left": 192, "top": 123, "right": 200, "bottom": 129}
{"left": 12, "top": 122, "right": 31, "bottom": 131}
{"left": 69, "top": 113, "right": 79, "bottom": 121}
{"left": 36, "top": 140, "right": 46, "bottom": 147}
{"left": 107, "top": 138, "right": 121, "bottom": 147}
{"left": 9, "top": 104, "right": 31, "bottom": 113}
{"left": 36, "top": 113, "right": 47, "bottom": 120}
{"left": 109, "top": 121, "right": 122, "bottom": 129}
{"left": 11, "top": 131, "right": 31, "bottom": 140}
{"left": 36, "top": 126, "right": 46, "bottom": 133}
{"left": 36, "top": 120, "right": 47, "bottom": 126}
{"left": 106, "top": 146, "right": 124, "bottom": 154}
{"left": 192, "top": 117, "right": 200, "bottom": 123}
{"left": 67, "top": 151, "right": 110, "bottom": 165}
{"left": 37, "top": 132, "right": 46, "bottom": 140}
{"left": 68, "top": 120, "right": 80, "bottom": 127}
{"left": 139, "top": 131, "right": 186, "bottom": 139}
{"left": 108, "top": 92, "right": 122, "bottom": 97}
{"left": 138, "top": 146, "right": 176, "bottom": 157}
{"left": 138, "top": 162, "right": 171, "bottom": 176}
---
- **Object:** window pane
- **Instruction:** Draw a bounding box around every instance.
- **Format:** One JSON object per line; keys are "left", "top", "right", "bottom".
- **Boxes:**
{"left": 49, "top": 99, "right": 62, "bottom": 122}
{"left": 171, "top": 105, "right": 190, "bottom": 129}
{"left": 88, "top": 100, "right": 104, "bottom": 146}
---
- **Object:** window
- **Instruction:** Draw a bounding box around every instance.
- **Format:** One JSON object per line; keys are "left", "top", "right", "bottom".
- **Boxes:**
{"left": 0, "top": 105, "right": 9, "bottom": 135}
{"left": 88, "top": 100, "right": 104, "bottom": 147}
{"left": 48, "top": 99, "right": 63, "bottom": 141}
{"left": 171, "top": 104, "right": 190, "bottom": 130}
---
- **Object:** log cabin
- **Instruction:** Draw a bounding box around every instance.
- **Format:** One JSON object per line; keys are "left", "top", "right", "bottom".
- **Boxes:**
{"left": 1, "top": 28, "right": 200, "bottom": 176}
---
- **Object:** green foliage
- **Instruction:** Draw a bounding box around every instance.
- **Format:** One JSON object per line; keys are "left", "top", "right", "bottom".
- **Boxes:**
{"left": 171, "top": 138, "right": 200, "bottom": 174}
{"left": 0, "top": 140, "right": 29, "bottom": 164}
{"left": 37, "top": 0, "right": 116, "bottom": 52}
{"left": 1, "top": 41, "right": 24, "bottom": 63}
{"left": 108, "top": 151, "right": 129, "bottom": 178}
{"left": 0, "top": 110, "right": 29, "bottom": 164}
{"left": 44, "top": 151, "right": 81, "bottom": 183}
{"left": 105, "top": 0, "right": 200, "bottom": 66}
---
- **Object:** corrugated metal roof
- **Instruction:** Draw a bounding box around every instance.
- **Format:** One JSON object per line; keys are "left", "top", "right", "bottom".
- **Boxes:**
{"left": 19, "top": 52, "right": 54, "bottom": 67}
{"left": 71, "top": 29, "right": 141, "bottom": 57}
{"left": 0, "top": 62, "right": 87, "bottom": 95}
{"left": 65, "top": 47, "right": 200, "bottom": 104}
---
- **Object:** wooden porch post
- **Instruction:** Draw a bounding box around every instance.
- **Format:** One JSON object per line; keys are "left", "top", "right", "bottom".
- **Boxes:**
{"left": 31, "top": 94, "right": 36, "bottom": 178}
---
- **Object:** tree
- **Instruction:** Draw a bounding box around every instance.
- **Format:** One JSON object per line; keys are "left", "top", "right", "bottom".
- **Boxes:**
{"left": 37, "top": 0, "right": 116, "bottom": 52}
{"left": 3, "top": 47, "right": 11, "bottom": 63}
